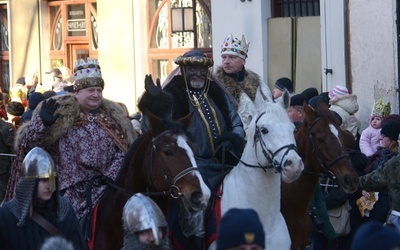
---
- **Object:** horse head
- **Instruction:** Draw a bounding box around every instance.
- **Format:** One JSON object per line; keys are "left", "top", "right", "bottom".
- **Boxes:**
{"left": 248, "top": 88, "right": 304, "bottom": 183}
{"left": 300, "top": 99, "right": 359, "bottom": 193}
{"left": 145, "top": 111, "right": 211, "bottom": 212}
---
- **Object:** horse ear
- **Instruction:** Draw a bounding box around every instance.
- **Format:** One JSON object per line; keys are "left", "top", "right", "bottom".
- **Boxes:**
{"left": 281, "top": 89, "right": 290, "bottom": 109}
{"left": 146, "top": 109, "right": 161, "bottom": 129}
{"left": 254, "top": 85, "right": 273, "bottom": 113}
{"left": 178, "top": 112, "right": 193, "bottom": 130}
{"left": 303, "top": 101, "right": 314, "bottom": 123}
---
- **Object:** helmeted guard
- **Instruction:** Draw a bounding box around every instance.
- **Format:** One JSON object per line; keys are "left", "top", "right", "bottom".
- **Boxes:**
{"left": 122, "top": 193, "right": 171, "bottom": 250}
{"left": 0, "top": 147, "right": 87, "bottom": 250}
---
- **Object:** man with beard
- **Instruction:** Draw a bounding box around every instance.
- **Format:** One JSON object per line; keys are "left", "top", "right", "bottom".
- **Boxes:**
{"left": 138, "top": 49, "right": 245, "bottom": 249}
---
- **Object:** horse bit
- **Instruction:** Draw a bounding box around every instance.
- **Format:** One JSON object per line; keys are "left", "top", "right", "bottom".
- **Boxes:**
{"left": 239, "top": 112, "right": 299, "bottom": 172}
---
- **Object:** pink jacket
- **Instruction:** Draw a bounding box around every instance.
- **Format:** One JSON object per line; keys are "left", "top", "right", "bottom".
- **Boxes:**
{"left": 359, "top": 125, "right": 381, "bottom": 157}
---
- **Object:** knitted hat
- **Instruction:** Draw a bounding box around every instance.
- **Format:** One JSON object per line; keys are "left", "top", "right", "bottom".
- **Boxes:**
{"left": 275, "top": 77, "right": 293, "bottom": 93}
{"left": 290, "top": 94, "right": 308, "bottom": 106}
{"left": 221, "top": 34, "right": 250, "bottom": 60}
{"left": 28, "top": 92, "right": 45, "bottom": 110}
{"left": 301, "top": 88, "right": 319, "bottom": 100}
{"left": 328, "top": 85, "right": 349, "bottom": 100}
{"left": 380, "top": 120, "right": 400, "bottom": 141}
{"left": 6, "top": 101, "right": 25, "bottom": 116}
{"left": 174, "top": 50, "right": 214, "bottom": 67}
{"left": 351, "top": 221, "right": 400, "bottom": 250}
{"left": 73, "top": 58, "right": 104, "bottom": 92}
{"left": 381, "top": 114, "right": 400, "bottom": 129}
{"left": 371, "top": 99, "right": 391, "bottom": 118}
{"left": 319, "top": 92, "right": 330, "bottom": 104}
{"left": 217, "top": 208, "right": 265, "bottom": 250}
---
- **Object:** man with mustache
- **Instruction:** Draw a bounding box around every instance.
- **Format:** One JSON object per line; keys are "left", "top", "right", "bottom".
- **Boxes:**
{"left": 138, "top": 49, "right": 245, "bottom": 250}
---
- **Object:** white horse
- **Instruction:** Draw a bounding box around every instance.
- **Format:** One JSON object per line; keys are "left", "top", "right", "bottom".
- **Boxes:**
{"left": 215, "top": 89, "right": 304, "bottom": 249}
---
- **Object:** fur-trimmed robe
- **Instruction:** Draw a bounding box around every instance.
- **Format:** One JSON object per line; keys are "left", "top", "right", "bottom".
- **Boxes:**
{"left": 213, "top": 66, "right": 272, "bottom": 136}
{"left": 4, "top": 94, "right": 136, "bottom": 218}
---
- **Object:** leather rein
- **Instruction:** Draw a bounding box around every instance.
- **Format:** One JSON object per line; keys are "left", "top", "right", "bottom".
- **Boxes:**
{"left": 236, "top": 112, "right": 299, "bottom": 172}
{"left": 302, "top": 117, "right": 349, "bottom": 179}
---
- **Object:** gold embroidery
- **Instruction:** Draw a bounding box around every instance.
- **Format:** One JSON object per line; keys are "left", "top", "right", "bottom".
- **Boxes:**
{"left": 244, "top": 233, "right": 255, "bottom": 244}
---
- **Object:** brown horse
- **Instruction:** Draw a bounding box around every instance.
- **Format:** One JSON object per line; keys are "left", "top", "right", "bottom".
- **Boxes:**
{"left": 281, "top": 100, "right": 359, "bottom": 250}
{"left": 92, "top": 112, "right": 211, "bottom": 250}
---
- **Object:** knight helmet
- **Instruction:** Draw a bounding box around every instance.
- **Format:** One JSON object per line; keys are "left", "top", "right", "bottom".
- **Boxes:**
{"left": 11, "top": 147, "right": 58, "bottom": 226}
{"left": 122, "top": 193, "right": 167, "bottom": 245}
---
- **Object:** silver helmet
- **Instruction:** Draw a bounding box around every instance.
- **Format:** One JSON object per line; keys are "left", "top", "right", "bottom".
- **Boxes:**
{"left": 122, "top": 193, "right": 167, "bottom": 245}
{"left": 21, "top": 147, "right": 57, "bottom": 192}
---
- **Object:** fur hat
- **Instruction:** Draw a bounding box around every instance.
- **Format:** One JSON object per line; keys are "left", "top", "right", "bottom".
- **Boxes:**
{"left": 275, "top": 77, "right": 293, "bottom": 93}
{"left": 221, "top": 34, "right": 250, "bottom": 60}
{"left": 217, "top": 208, "right": 265, "bottom": 250}
{"left": 290, "top": 94, "right": 308, "bottom": 106}
{"left": 73, "top": 58, "right": 104, "bottom": 92}
{"left": 6, "top": 101, "right": 25, "bottom": 116}
{"left": 328, "top": 85, "right": 349, "bottom": 100}
{"left": 351, "top": 221, "right": 400, "bottom": 250}
{"left": 380, "top": 120, "right": 400, "bottom": 141}
{"left": 174, "top": 50, "right": 213, "bottom": 67}
{"left": 301, "top": 87, "right": 319, "bottom": 100}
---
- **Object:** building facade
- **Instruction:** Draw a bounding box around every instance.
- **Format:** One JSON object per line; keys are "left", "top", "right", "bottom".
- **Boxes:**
{"left": 3, "top": 0, "right": 399, "bottom": 130}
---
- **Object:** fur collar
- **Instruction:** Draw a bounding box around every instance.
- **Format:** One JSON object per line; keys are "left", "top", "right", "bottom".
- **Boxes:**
{"left": 14, "top": 94, "right": 136, "bottom": 151}
{"left": 213, "top": 66, "right": 260, "bottom": 102}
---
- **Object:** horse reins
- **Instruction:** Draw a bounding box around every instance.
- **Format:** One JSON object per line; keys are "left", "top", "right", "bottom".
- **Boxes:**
{"left": 149, "top": 130, "right": 199, "bottom": 199}
{"left": 235, "top": 112, "right": 299, "bottom": 172}
{"left": 306, "top": 117, "right": 349, "bottom": 179}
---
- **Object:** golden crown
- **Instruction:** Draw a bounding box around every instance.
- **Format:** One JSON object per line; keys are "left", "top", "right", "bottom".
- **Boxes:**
{"left": 221, "top": 34, "right": 250, "bottom": 60}
{"left": 372, "top": 99, "right": 391, "bottom": 118}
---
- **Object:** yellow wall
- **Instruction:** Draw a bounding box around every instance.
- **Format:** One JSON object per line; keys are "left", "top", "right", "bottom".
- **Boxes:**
{"left": 9, "top": 0, "right": 41, "bottom": 87}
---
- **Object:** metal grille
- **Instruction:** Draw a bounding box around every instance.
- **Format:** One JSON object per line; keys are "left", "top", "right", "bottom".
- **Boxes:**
{"left": 273, "top": 0, "right": 320, "bottom": 17}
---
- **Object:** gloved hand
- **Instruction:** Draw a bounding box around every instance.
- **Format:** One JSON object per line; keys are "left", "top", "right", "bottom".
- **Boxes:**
{"left": 144, "top": 74, "right": 162, "bottom": 97}
{"left": 39, "top": 98, "right": 60, "bottom": 127}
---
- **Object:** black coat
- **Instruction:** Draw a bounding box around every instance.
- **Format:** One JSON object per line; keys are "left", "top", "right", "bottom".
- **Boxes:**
{"left": 0, "top": 197, "right": 87, "bottom": 250}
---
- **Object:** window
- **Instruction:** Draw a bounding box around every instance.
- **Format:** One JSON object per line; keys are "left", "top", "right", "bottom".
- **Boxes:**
{"left": 272, "top": 0, "right": 320, "bottom": 17}
{"left": 148, "top": 0, "right": 212, "bottom": 82}
{"left": 48, "top": 1, "right": 98, "bottom": 70}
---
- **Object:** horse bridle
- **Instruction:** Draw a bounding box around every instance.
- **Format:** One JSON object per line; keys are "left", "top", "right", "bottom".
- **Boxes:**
{"left": 150, "top": 130, "right": 199, "bottom": 199}
{"left": 239, "top": 112, "right": 299, "bottom": 172}
{"left": 307, "top": 117, "right": 349, "bottom": 178}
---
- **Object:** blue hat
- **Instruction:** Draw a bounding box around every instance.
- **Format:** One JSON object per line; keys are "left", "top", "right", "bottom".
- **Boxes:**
{"left": 308, "top": 96, "right": 329, "bottom": 110}
{"left": 217, "top": 208, "right": 265, "bottom": 250}
{"left": 351, "top": 221, "right": 400, "bottom": 250}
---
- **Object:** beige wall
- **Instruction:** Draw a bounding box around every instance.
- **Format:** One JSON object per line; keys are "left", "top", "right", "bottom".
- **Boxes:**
{"left": 9, "top": 0, "right": 41, "bottom": 87}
